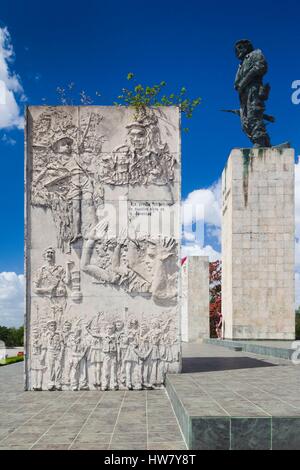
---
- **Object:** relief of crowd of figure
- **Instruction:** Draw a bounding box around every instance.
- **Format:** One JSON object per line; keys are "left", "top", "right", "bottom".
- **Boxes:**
{"left": 31, "top": 313, "right": 179, "bottom": 392}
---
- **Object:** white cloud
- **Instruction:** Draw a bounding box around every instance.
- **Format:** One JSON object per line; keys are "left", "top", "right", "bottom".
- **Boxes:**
{"left": 182, "top": 178, "right": 222, "bottom": 261}
{"left": 182, "top": 162, "right": 300, "bottom": 308}
{"left": 206, "top": 224, "right": 221, "bottom": 244}
{"left": 182, "top": 243, "right": 221, "bottom": 261}
{"left": 182, "top": 231, "right": 196, "bottom": 242}
{"left": 182, "top": 179, "right": 221, "bottom": 227}
{"left": 0, "top": 27, "right": 25, "bottom": 130}
{"left": 0, "top": 272, "right": 24, "bottom": 327}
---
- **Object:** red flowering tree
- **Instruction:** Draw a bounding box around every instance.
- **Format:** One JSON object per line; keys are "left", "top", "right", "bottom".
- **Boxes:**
{"left": 209, "top": 260, "right": 222, "bottom": 338}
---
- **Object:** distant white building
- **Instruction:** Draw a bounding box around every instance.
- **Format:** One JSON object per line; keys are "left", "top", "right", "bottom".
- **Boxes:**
{"left": 0, "top": 340, "right": 6, "bottom": 360}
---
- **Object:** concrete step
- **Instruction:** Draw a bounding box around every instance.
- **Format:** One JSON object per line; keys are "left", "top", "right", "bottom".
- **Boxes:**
{"left": 166, "top": 342, "right": 300, "bottom": 450}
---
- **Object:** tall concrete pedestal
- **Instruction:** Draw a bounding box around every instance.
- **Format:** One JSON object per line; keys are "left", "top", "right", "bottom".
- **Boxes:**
{"left": 181, "top": 256, "right": 209, "bottom": 342}
{"left": 222, "top": 148, "right": 295, "bottom": 340}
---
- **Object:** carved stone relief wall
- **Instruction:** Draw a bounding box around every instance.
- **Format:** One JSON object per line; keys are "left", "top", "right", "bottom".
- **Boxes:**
{"left": 25, "top": 106, "right": 181, "bottom": 391}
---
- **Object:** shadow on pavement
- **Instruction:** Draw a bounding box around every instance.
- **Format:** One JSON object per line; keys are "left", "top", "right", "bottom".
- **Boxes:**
{"left": 182, "top": 356, "right": 276, "bottom": 373}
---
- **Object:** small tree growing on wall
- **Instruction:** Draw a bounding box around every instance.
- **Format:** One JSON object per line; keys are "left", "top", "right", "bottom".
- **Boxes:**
{"left": 209, "top": 260, "right": 222, "bottom": 338}
{"left": 55, "top": 74, "right": 201, "bottom": 132}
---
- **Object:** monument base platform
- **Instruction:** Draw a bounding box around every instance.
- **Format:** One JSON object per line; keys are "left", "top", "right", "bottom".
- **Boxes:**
{"left": 204, "top": 338, "right": 295, "bottom": 360}
{"left": 166, "top": 342, "right": 300, "bottom": 450}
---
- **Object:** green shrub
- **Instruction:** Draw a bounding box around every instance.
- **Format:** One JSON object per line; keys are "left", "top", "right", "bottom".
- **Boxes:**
{"left": 0, "top": 356, "right": 24, "bottom": 367}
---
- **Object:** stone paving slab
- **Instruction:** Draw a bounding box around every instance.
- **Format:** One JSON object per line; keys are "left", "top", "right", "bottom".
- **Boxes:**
{"left": 0, "top": 363, "right": 186, "bottom": 450}
{"left": 3, "top": 344, "right": 300, "bottom": 450}
{"left": 166, "top": 343, "right": 300, "bottom": 450}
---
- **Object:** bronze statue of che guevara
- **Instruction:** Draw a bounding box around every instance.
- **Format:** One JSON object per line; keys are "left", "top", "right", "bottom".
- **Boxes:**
{"left": 223, "top": 39, "right": 275, "bottom": 147}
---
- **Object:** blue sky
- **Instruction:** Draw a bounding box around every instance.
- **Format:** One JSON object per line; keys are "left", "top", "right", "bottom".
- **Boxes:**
{"left": 0, "top": 0, "right": 300, "bottom": 324}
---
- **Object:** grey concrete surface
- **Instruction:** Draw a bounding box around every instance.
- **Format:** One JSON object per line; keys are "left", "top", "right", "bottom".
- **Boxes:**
{"left": 166, "top": 343, "right": 300, "bottom": 449}
{"left": 0, "top": 363, "right": 186, "bottom": 450}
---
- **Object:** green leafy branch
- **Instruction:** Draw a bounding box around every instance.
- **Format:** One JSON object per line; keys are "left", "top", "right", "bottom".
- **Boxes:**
{"left": 115, "top": 73, "right": 201, "bottom": 128}
{"left": 55, "top": 73, "right": 201, "bottom": 131}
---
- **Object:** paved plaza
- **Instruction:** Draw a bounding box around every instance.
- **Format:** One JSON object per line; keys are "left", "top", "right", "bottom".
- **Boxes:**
{"left": 168, "top": 343, "right": 300, "bottom": 449}
{"left": 1, "top": 343, "right": 300, "bottom": 450}
{"left": 0, "top": 363, "right": 186, "bottom": 450}
{"left": 179, "top": 343, "right": 300, "bottom": 420}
